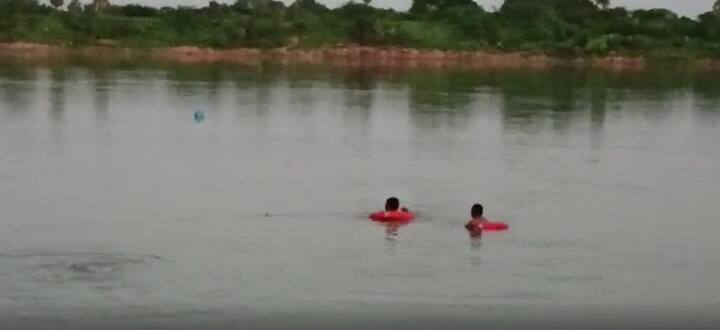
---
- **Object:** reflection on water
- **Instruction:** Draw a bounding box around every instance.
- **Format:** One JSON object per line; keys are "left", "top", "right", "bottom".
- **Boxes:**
{"left": 469, "top": 238, "right": 483, "bottom": 268}
{"left": 49, "top": 68, "right": 66, "bottom": 123}
{"left": 0, "top": 65, "right": 36, "bottom": 117}
{"left": 1, "top": 62, "right": 720, "bottom": 327}
{"left": 384, "top": 224, "right": 399, "bottom": 252}
{"left": 382, "top": 222, "right": 412, "bottom": 253}
{"left": 91, "top": 68, "right": 112, "bottom": 125}
{"left": 11, "top": 63, "right": 720, "bottom": 134}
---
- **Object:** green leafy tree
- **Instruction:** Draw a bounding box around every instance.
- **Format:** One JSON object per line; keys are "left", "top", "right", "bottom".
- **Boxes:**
{"left": 337, "top": 2, "right": 383, "bottom": 44}
{"left": 291, "top": 0, "right": 324, "bottom": 11}
{"left": 234, "top": 0, "right": 267, "bottom": 11}
{"left": 120, "top": 4, "right": 158, "bottom": 17}
{"left": 0, "top": 0, "right": 717, "bottom": 57}
{"left": 89, "top": 0, "right": 110, "bottom": 13}
{"left": 50, "top": 0, "right": 64, "bottom": 10}
{"left": 206, "top": 1, "right": 221, "bottom": 15}
{"left": 0, "top": 0, "right": 43, "bottom": 36}
{"left": 0, "top": 1, "right": 17, "bottom": 36}
{"left": 348, "top": 16, "right": 378, "bottom": 44}
{"left": 68, "top": 0, "right": 82, "bottom": 14}
{"left": 698, "top": 12, "right": 720, "bottom": 40}
{"left": 594, "top": 0, "right": 610, "bottom": 9}
{"left": 410, "top": 0, "right": 477, "bottom": 15}
{"left": 289, "top": 0, "right": 328, "bottom": 13}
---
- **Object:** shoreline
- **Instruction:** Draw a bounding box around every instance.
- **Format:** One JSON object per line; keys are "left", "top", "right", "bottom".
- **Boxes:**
{"left": 2, "top": 42, "right": 719, "bottom": 71}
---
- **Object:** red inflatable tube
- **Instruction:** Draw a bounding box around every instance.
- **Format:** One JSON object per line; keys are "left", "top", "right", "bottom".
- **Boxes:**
{"left": 369, "top": 211, "right": 416, "bottom": 222}
{"left": 467, "top": 221, "right": 509, "bottom": 232}
{"left": 482, "top": 222, "right": 509, "bottom": 231}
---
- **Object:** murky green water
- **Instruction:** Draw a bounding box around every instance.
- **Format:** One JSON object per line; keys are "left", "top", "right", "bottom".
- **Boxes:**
{"left": 1, "top": 63, "right": 719, "bottom": 329}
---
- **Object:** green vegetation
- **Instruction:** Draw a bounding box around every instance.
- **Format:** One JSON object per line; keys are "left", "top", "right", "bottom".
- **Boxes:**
{"left": 2, "top": 0, "right": 720, "bottom": 58}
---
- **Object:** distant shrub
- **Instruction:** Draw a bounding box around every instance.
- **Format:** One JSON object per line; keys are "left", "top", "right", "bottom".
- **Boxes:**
{"left": 118, "top": 5, "right": 159, "bottom": 18}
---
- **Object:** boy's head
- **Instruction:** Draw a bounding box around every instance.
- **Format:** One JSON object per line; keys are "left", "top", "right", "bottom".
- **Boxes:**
{"left": 385, "top": 197, "right": 400, "bottom": 211}
{"left": 471, "top": 203, "right": 484, "bottom": 218}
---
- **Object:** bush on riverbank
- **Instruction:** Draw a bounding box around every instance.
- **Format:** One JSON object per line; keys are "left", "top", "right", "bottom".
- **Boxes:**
{"left": 1, "top": 0, "right": 720, "bottom": 58}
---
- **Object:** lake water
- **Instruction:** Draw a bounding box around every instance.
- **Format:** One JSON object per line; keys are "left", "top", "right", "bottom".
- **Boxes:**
{"left": 1, "top": 63, "right": 719, "bottom": 329}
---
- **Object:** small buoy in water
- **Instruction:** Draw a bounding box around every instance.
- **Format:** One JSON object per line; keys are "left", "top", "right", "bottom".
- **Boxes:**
{"left": 194, "top": 110, "right": 205, "bottom": 123}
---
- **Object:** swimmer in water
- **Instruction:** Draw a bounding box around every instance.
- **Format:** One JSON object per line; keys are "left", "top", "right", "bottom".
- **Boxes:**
{"left": 385, "top": 197, "right": 410, "bottom": 213}
{"left": 385, "top": 197, "right": 399, "bottom": 211}
{"left": 465, "top": 203, "right": 486, "bottom": 237}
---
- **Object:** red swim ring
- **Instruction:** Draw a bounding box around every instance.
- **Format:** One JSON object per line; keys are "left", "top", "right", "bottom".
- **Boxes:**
{"left": 482, "top": 222, "right": 509, "bottom": 231}
{"left": 467, "top": 220, "right": 509, "bottom": 232}
{"left": 369, "top": 211, "right": 416, "bottom": 222}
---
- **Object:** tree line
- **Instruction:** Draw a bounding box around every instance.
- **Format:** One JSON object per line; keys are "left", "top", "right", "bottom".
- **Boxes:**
{"left": 2, "top": 0, "right": 720, "bottom": 58}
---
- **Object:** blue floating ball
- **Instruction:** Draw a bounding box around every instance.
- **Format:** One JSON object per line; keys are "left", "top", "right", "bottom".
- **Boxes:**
{"left": 194, "top": 110, "right": 205, "bottom": 123}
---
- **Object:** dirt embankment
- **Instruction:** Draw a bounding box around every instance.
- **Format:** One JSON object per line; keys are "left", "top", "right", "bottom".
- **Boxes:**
{"left": 0, "top": 41, "right": 684, "bottom": 71}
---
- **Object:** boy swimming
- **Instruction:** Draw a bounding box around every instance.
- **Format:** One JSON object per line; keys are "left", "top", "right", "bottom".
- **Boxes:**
{"left": 385, "top": 197, "right": 400, "bottom": 211}
{"left": 465, "top": 203, "right": 509, "bottom": 234}
{"left": 385, "top": 197, "right": 411, "bottom": 213}
{"left": 370, "top": 197, "right": 414, "bottom": 222}
{"left": 465, "top": 203, "right": 486, "bottom": 237}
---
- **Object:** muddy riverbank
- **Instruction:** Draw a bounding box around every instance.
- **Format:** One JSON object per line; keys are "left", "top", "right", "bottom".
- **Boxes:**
{"left": 0, "top": 42, "right": 674, "bottom": 71}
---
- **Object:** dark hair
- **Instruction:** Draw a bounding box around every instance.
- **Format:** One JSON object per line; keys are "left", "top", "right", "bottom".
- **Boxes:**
{"left": 471, "top": 203, "right": 484, "bottom": 218}
{"left": 385, "top": 197, "right": 400, "bottom": 211}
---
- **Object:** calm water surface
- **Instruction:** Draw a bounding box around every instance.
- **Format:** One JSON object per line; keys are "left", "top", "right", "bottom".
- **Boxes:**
{"left": 1, "top": 64, "right": 719, "bottom": 329}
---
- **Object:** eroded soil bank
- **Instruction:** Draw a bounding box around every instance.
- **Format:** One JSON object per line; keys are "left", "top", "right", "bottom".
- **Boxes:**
{"left": 2, "top": 42, "right": 718, "bottom": 71}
